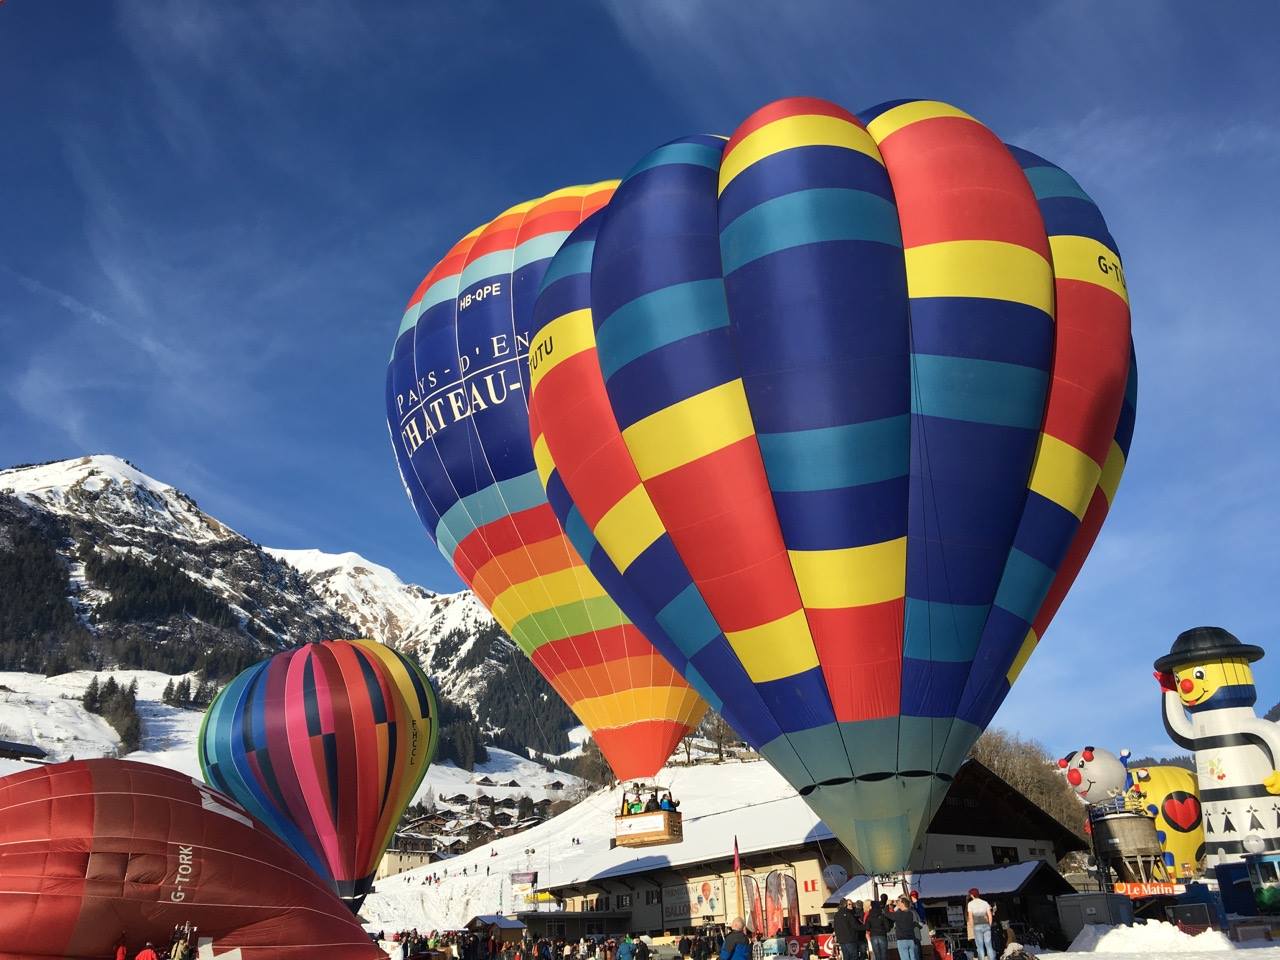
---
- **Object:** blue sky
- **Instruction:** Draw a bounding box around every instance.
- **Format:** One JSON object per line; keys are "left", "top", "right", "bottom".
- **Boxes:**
{"left": 2, "top": 1, "right": 1278, "bottom": 757}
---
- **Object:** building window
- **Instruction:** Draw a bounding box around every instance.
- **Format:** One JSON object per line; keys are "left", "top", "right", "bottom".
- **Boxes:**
{"left": 599, "top": 896, "right": 610, "bottom": 911}
{"left": 645, "top": 890, "right": 663, "bottom": 905}
{"left": 992, "top": 845, "right": 1019, "bottom": 865}
{"left": 617, "top": 894, "right": 633, "bottom": 908}
{"left": 955, "top": 842, "right": 976, "bottom": 853}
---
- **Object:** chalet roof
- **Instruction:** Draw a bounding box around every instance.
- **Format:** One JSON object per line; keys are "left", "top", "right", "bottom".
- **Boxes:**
{"left": 467, "top": 915, "right": 525, "bottom": 931}
{"left": 824, "top": 859, "right": 1074, "bottom": 907}
{"left": 0, "top": 740, "right": 48, "bottom": 762}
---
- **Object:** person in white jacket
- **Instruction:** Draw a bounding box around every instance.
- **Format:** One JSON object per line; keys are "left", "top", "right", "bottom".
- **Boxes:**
{"left": 1156, "top": 626, "right": 1280, "bottom": 868}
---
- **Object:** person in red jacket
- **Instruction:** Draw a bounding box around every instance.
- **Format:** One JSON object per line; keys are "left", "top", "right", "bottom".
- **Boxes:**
{"left": 114, "top": 935, "right": 128, "bottom": 960}
{"left": 135, "top": 943, "right": 159, "bottom": 960}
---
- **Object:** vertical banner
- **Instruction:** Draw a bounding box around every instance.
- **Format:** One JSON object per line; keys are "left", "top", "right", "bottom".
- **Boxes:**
{"left": 783, "top": 875, "right": 801, "bottom": 937}
{"left": 510, "top": 872, "right": 539, "bottom": 912}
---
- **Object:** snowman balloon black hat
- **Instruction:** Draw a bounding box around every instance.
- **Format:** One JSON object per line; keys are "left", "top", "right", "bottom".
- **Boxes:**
{"left": 1155, "top": 626, "right": 1279, "bottom": 868}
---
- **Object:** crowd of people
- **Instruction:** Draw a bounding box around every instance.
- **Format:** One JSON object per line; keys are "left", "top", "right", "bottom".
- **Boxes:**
{"left": 113, "top": 923, "right": 197, "bottom": 960}
{"left": 377, "top": 927, "right": 760, "bottom": 960}
{"left": 379, "top": 887, "right": 1006, "bottom": 960}
{"left": 832, "top": 888, "right": 1000, "bottom": 960}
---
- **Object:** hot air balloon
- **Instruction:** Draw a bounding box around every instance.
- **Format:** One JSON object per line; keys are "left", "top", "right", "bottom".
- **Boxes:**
{"left": 198, "top": 638, "right": 437, "bottom": 911}
{"left": 385, "top": 182, "right": 707, "bottom": 780}
{"left": 527, "top": 98, "right": 1136, "bottom": 873}
{"left": 0, "top": 759, "right": 384, "bottom": 960}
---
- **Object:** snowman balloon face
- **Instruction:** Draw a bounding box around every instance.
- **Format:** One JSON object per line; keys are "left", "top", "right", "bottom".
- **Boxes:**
{"left": 1058, "top": 746, "right": 1129, "bottom": 805}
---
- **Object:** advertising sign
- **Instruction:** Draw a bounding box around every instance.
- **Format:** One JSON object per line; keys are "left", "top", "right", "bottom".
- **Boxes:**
{"left": 511, "top": 871, "right": 539, "bottom": 912}
{"left": 1113, "top": 881, "right": 1186, "bottom": 898}
{"left": 616, "top": 813, "right": 667, "bottom": 837}
{"left": 662, "top": 880, "right": 724, "bottom": 920}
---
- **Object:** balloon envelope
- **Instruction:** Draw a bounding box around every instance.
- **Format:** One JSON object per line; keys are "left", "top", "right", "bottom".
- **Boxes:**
{"left": 198, "top": 638, "right": 437, "bottom": 910}
{"left": 527, "top": 98, "right": 1135, "bottom": 872}
{"left": 385, "top": 183, "right": 707, "bottom": 779}
{"left": 0, "top": 759, "right": 383, "bottom": 960}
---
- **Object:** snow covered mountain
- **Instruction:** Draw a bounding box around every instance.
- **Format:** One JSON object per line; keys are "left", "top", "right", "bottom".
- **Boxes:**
{"left": 0, "top": 455, "right": 353, "bottom": 676}
{"left": 0, "top": 454, "right": 576, "bottom": 755}
{"left": 264, "top": 547, "right": 502, "bottom": 709}
{"left": 262, "top": 545, "right": 573, "bottom": 749}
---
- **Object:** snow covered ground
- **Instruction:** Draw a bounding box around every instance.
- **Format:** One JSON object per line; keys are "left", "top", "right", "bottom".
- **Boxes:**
{"left": 1032, "top": 918, "right": 1280, "bottom": 956}
{"left": 0, "top": 669, "right": 207, "bottom": 778}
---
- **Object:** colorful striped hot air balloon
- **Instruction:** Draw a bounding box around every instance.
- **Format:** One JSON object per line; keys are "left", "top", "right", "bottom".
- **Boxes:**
{"left": 198, "top": 639, "right": 437, "bottom": 911}
{"left": 527, "top": 98, "right": 1136, "bottom": 873}
{"left": 385, "top": 183, "right": 707, "bottom": 781}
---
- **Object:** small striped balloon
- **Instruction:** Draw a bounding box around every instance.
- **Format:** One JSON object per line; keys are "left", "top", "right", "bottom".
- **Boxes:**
{"left": 527, "top": 98, "right": 1135, "bottom": 873}
{"left": 199, "top": 639, "right": 438, "bottom": 911}
{"left": 386, "top": 183, "right": 708, "bottom": 781}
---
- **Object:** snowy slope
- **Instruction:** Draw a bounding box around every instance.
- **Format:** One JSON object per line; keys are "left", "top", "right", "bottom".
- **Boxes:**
{"left": 413, "top": 747, "right": 582, "bottom": 808}
{"left": 0, "top": 669, "right": 577, "bottom": 801}
{"left": 0, "top": 670, "right": 206, "bottom": 780}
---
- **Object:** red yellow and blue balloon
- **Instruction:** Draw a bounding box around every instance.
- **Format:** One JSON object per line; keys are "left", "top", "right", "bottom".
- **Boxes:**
{"left": 527, "top": 98, "right": 1136, "bottom": 872}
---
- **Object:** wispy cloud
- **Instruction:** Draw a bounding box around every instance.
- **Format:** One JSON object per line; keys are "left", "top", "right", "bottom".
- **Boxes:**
{"left": 596, "top": 0, "right": 880, "bottom": 123}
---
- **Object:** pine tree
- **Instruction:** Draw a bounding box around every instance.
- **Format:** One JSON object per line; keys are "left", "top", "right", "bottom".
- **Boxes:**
{"left": 100, "top": 676, "right": 119, "bottom": 703}
{"left": 162, "top": 679, "right": 175, "bottom": 705}
{"left": 174, "top": 677, "right": 192, "bottom": 706}
{"left": 83, "top": 675, "right": 101, "bottom": 713}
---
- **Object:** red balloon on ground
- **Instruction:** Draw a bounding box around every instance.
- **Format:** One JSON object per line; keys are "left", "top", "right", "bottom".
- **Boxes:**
{"left": 0, "top": 759, "right": 384, "bottom": 960}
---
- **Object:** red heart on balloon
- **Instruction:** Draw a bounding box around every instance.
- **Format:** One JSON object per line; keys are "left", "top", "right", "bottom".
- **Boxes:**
{"left": 1163, "top": 792, "right": 1202, "bottom": 832}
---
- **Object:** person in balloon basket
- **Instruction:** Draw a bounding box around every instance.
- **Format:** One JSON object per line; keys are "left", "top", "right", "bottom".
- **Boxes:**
{"left": 833, "top": 896, "right": 866, "bottom": 960}
{"left": 719, "top": 918, "right": 751, "bottom": 960}
{"left": 965, "top": 889, "right": 996, "bottom": 960}
{"left": 134, "top": 943, "right": 160, "bottom": 960}
{"left": 863, "top": 901, "right": 891, "bottom": 960}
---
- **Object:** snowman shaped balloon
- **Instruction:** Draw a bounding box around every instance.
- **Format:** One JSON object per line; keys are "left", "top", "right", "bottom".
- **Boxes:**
{"left": 1058, "top": 746, "right": 1131, "bottom": 805}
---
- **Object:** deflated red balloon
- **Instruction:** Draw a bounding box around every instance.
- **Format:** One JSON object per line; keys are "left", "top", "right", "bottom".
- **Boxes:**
{"left": 0, "top": 759, "right": 384, "bottom": 960}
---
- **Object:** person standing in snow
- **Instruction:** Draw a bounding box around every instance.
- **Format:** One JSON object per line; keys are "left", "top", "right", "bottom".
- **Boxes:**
{"left": 719, "top": 918, "right": 750, "bottom": 960}
{"left": 966, "top": 889, "right": 996, "bottom": 960}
